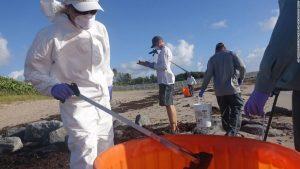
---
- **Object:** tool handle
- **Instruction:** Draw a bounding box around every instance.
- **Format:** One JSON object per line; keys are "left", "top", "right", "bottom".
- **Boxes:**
{"left": 70, "top": 83, "right": 202, "bottom": 163}
{"left": 68, "top": 83, "right": 80, "bottom": 96}
{"left": 263, "top": 91, "right": 280, "bottom": 141}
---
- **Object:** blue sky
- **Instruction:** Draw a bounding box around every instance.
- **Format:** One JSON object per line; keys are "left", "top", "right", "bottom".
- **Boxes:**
{"left": 0, "top": 0, "right": 279, "bottom": 79}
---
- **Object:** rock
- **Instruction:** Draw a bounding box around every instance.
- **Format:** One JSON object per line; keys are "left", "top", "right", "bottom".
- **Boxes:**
{"left": 0, "top": 137, "right": 23, "bottom": 154}
{"left": 49, "top": 127, "right": 67, "bottom": 144}
{"left": 114, "top": 130, "right": 124, "bottom": 140}
{"left": 135, "top": 114, "right": 151, "bottom": 126}
{"left": 267, "top": 129, "right": 285, "bottom": 137}
{"left": 271, "top": 122, "right": 293, "bottom": 130}
{"left": 182, "top": 104, "right": 190, "bottom": 107}
{"left": 240, "top": 124, "right": 265, "bottom": 135}
{"left": 113, "top": 120, "right": 129, "bottom": 130}
{"left": 240, "top": 124, "right": 284, "bottom": 137}
{"left": 5, "top": 127, "right": 26, "bottom": 140}
{"left": 241, "top": 120, "right": 262, "bottom": 126}
{"left": 24, "top": 120, "right": 63, "bottom": 142}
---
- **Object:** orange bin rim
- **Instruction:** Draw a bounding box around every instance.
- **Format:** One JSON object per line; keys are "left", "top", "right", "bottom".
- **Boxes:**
{"left": 94, "top": 135, "right": 300, "bottom": 169}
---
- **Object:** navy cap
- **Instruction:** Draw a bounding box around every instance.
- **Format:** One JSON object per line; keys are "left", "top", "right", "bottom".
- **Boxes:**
{"left": 151, "top": 36, "right": 163, "bottom": 48}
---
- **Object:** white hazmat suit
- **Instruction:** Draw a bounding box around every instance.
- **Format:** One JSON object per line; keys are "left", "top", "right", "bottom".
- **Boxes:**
{"left": 24, "top": 1, "right": 114, "bottom": 169}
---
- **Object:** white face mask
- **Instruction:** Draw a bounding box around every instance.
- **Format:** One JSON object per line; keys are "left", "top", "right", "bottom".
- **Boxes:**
{"left": 74, "top": 14, "right": 95, "bottom": 30}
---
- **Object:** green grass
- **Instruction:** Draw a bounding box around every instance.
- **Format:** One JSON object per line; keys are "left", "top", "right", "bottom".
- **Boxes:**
{"left": 0, "top": 76, "right": 51, "bottom": 104}
{"left": 0, "top": 95, "right": 51, "bottom": 104}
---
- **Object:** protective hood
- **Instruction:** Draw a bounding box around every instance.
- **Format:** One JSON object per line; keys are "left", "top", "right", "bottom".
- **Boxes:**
{"left": 40, "top": 0, "right": 65, "bottom": 22}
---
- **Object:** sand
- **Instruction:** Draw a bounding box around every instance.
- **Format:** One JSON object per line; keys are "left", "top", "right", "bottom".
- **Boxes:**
{"left": 0, "top": 84, "right": 295, "bottom": 150}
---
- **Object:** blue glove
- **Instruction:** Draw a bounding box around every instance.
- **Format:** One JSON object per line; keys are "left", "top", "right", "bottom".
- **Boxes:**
{"left": 108, "top": 86, "right": 113, "bottom": 101}
{"left": 144, "top": 61, "right": 155, "bottom": 69}
{"left": 199, "top": 89, "right": 205, "bottom": 97}
{"left": 244, "top": 90, "right": 269, "bottom": 117}
{"left": 238, "top": 78, "right": 243, "bottom": 85}
{"left": 51, "top": 84, "right": 74, "bottom": 102}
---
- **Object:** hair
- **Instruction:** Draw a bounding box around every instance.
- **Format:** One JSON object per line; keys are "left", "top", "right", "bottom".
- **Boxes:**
{"left": 215, "top": 42, "right": 225, "bottom": 53}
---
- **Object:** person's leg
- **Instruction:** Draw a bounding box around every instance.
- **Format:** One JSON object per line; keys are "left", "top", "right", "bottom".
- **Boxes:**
{"left": 217, "top": 96, "right": 230, "bottom": 132}
{"left": 188, "top": 85, "right": 193, "bottom": 96}
{"left": 166, "top": 105, "right": 178, "bottom": 131}
{"left": 158, "top": 84, "right": 165, "bottom": 106}
{"left": 162, "top": 84, "right": 178, "bottom": 132}
{"left": 61, "top": 101, "right": 100, "bottom": 169}
{"left": 96, "top": 97, "right": 114, "bottom": 154}
{"left": 227, "top": 93, "right": 244, "bottom": 135}
{"left": 292, "top": 90, "right": 300, "bottom": 151}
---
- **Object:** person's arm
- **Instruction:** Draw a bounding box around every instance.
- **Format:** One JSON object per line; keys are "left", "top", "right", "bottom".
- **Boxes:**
{"left": 24, "top": 29, "right": 60, "bottom": 96}
{"left": 101, "top": 25, "right": 114, "bottom": 87}
{"left": 201, "top": 59, "right": 214, "bottom": 91}
{"left": 255, "top": 0, "right": 296, "bottom": 94}
{"left": 231, "top": 52, "right": 246, "bottom": 81}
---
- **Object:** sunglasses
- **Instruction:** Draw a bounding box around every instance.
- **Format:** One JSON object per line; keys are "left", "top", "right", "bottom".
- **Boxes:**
{"left": 71, "top": 5, "right": 98, "bottom": 15}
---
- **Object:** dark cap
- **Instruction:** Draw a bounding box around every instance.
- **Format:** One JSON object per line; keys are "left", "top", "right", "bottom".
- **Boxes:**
{"left": 215, "top": 42, "right": 225, "bottom": 52}
{"left": 151, "top": 36, "right": 163, "bottom": 48}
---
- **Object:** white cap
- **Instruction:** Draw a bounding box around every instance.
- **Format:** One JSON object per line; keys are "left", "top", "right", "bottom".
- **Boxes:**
{"left": 64, "top": 0, "right": 103, "bottom": 12}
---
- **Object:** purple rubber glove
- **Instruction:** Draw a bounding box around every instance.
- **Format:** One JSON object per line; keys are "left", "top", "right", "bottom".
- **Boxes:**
{"left": 244, "top": 90, "right": 269, "bottom": 117}
{"left": 199, "top": 89, "right": 205, "bottom": 97}
{"left": 238, "top": 78, "right": 243, "bottom": 86}
{"left": 144, "top": 61, "right": 155, "bottom": 69}
{"left": 51, "top": 83, "right": 74, "bottom": 102}
{"left": 108, "top": 86, "right": 113, "bottom": 101}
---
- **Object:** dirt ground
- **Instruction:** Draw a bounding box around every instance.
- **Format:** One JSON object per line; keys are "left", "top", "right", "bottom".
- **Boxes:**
{"left": 0, "top": 84, "right": 296, "bottom": 168}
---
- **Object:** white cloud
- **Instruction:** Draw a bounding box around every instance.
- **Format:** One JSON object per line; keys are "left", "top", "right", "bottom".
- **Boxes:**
{"left": 167, "top": 40, "right": 194, "bottom": 66}
{"left": 120, "top": 61, "right": 153, "bottom": 78}
{"left": 197, "top": 61, "right": 204, "bottom": 72}
{"left": 211, "top": 20, "right": 228, "bottom": 29}
{"left": 0, "top": 35, "right": 10, "bottom": 66}
{"left": 244, "top": 48, "right": 266, "bottom": 72}
{"left": 8, "top": 70, "right": 24, "bottom": 81}
{"left": 259, "top": 9, "right": 279, "bottom": 31}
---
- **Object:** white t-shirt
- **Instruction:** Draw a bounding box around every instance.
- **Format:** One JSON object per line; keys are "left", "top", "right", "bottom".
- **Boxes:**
{"left": 187, "top": 76, "right": 197, "bottom": 85}
{"left": 154, "top": 46, "right": 175, "bottom": 85}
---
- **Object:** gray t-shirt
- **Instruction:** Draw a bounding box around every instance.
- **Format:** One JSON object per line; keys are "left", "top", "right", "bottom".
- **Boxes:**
{"left": 201, "top": 50, "right": 246, "bottom": 96}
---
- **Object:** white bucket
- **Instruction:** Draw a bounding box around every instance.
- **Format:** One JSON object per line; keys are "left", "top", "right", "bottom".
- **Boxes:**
{"left": 193, "top": 102, "right": 212, "bottom": 128}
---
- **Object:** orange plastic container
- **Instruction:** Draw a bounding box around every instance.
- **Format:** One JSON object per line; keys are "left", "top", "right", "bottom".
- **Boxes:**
{"left": 182, "top": 87, "right": 192, "bottom": 97}
{"left": 94, "top": 135, "right": 300, "bottom": 169}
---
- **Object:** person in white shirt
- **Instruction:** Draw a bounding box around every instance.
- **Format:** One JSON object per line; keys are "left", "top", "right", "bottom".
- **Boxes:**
{"left": 140, "top": 36, "right": 178, "bottom": 133}
{"left": 187, "top": 73, "right": 197, "bottom": 96}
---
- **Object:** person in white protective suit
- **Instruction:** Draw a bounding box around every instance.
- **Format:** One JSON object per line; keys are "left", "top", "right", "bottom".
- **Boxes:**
{"left": 24, "top": 0, "right": 114, "bottom": 168}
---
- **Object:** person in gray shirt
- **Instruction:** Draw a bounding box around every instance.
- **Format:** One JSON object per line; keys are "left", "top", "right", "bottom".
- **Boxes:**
{"left": 199, "top": 43, "right": 246, "bottom": 136}
{"left": 245, "top": 0, "right": 300, "bottom": 151}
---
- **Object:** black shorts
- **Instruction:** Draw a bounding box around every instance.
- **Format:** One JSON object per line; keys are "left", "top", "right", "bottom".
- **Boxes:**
{"left": 159, "top": 84, "right": 174, "bottom": 106}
